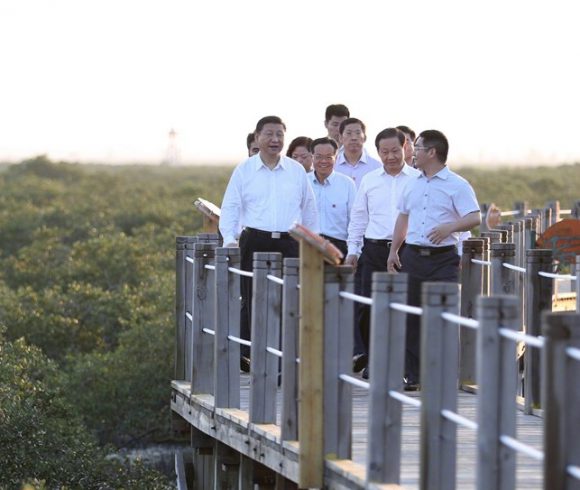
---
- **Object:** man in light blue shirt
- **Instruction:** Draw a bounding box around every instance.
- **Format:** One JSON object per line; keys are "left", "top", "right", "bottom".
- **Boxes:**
{"left": 308, "top": 137, "right": 356, "bottom": 257}
{"left": 334, "top": 117, "right": 382, "bottom": 188}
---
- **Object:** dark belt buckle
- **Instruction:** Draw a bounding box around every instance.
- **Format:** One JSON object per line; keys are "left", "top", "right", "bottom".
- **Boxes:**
{"left": 419, "top": 248, "right": 431, "bottom": 257}
{"left": 271, "top": 232, "right": 281, "bottom": 239}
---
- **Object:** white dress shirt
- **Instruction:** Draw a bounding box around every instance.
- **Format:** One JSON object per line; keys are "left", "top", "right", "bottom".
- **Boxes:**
{"left": 219, "top": 154, "right": 319, "bottom": 245}
{"left": 334, "top": 148, "right": 382, "bottom": 188}
{"left": 347, "top": 164, "right": 420, "bottom": 256}
{"left": 398, "top": 166, "right": 480, "bottom": 247}
{"left": 308, "top": 171, "right": 357, "bottom": 241}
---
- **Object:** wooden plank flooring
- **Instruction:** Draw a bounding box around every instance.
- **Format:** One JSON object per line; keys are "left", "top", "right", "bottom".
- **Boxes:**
{"left": 174, "top": 373, "right": 544, "bottom": 489}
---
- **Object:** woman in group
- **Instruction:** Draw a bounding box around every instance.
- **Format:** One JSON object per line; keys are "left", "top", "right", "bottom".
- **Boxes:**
{"left": 287, "top": 136, "right": 313, "bottom": 172}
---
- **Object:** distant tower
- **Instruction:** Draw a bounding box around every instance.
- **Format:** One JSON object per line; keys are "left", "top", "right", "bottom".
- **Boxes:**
{"left": 162, "top": 128, "right": 180, "bottom": 165}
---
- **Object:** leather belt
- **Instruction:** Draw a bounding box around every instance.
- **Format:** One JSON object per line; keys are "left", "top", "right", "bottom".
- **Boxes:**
{"left": 321, "top": 234, "right": 347, "bottom": 245}
{"left": 407, "top": 244, "right": 456, "bottom": 256}
{"left": 364, "top": 237, "right": 392, "bottom": 247}
{"left": 244, "top": 227, "right": 291, "bottom": 240}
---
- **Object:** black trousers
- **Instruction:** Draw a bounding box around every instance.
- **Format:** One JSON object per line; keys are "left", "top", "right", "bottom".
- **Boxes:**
{"left": 354, "top": 239, "right": 394, "bottom": 357}
{"left": 401, "top": 246, "right": 460, "bottom": 382}
{"left": 320, "top": 234, "right": 348, "bottom": 261}
{"left": 239, "top": 228, "right": 299, "bottom": 357}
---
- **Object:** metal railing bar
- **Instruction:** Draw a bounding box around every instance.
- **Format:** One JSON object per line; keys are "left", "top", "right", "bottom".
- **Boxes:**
{"left": 390, "top": 302, "right": 423, "bottom": 316}
{"left": 499, "top": 328, "right": 545, "bottom": 349}
{"left": 502, "top": 263, "right": 526, "bottom": 273}
{"left": 204, "top": 264, "right": 216, "bottom": 271}
{"left": 228, "top": 267, "right": 254, "bottom": 278}
{"left": 339, "top": 291, "right": 373, "bottom": 305}
{"left": 266, "top": 346, "right": 283, "bottom": 358}
{"left": 441, "top": 312, "right": 480, "bottom": 330}
{"left": 538, "top": 271, "right": 577, "bottom": 280}
{"left": 266, "top": 274, "right": 284, "bottom": 285}
{"left": 500, "top": 435, "right": 544, "bottom": 461}
{"left": 441, "top": 409, "right": 478, "bottom": 431}
{"left": 186, "top": 312, "right": 193, "bottom": 322}
{"left": 566, "top": 346, "right": 580, "bottom": 362}
{"left": 567, "top": 465, "right": 580, "bottom": 480}
{"left": 388, "top": 390, "right": 421, "bottom": 408}
{"left": 228, "top": 335, "right": 252, "bottom": 347}
{"left": 339, "top": 373, "right": 370, "bottom": 390}
{"left": 202, "top": 328, "right": 215, "bottom": 336}
{"left": 560, "top": 209, "right": 572, "bottom": 214}
{"left": 471, "top": 259, "right": 492, "bottom": 266}
{"left": 500, "top": 210, "right": 520, "bottom": 217}
{"left": 186, "top": 256, "right": 194, "bottom": 264}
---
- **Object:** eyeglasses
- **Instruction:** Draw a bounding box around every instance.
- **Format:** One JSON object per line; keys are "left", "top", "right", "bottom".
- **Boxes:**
{"left": 313, "top": 154, "right": 335, "bottom": 162}
{"left": 413, "top": 146, "right": 433, "bottom": 153}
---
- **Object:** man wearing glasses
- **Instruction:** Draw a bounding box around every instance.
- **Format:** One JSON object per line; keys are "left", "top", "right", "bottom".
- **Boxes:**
{"left": 345, "top": 128, "right": 420, "bottom": 379}
{"left": 387, "top": 129, "right": 481, "bottom": 390}
{"left": 307, "top": 137, "right": 356, "bottom": 258}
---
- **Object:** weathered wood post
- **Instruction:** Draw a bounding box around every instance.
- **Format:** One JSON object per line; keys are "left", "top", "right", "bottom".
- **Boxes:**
{"left": 493, "top": 223, "right": 513, "bottom": 243}
{"left": 420, "top": 282, "right": 460, "bottom": 490}
{"left": 213, "top": 247, "right": 241, "bottom": 408}
{"left": 572, "top": 200, "right": 580, "bottom": 219}
{"left": 514, "top": 201, "right": 529, "bottom": 219}
{"left": 191, "top": 242, "right": 217, "bottom": 393}
{"left": 323, "top": 264, "right": 354, "bottom": 459}
{"left": 481, "top": 231, "right": 501, "bottom": 246}
{"left": 460, "top": 239, "right": 484, "bottom": 386}
{"left": 546, "top": 201, "right": 560, "bottom": 226}
{"left": 490, "top": 243, "right": 516, "bottom": 296}
{"left": 576, "top": 256, "right": 580, "bottom": 314}
{"left": 249, "top": 252, "right": 282, "bottom": 424}
{"left": 281, "top": 257, "right": 300, "bottom": 441}
{"left": 366, "top": 272, "right": 408, "bottom": 485}
{"left": 176, "top": 235, "right": 195, "bottom": 380}
{"left": 476, "top": 295, "right": 519, "bottom": 490}
{"left": 524, "top": 248, "right": 553, "bottom": 413}
{"left": 298, "top": 239, "right": 325, "bottom": 488}
{"left": 542, "top": 311, "right": 580, "bottom": 490}
{"left": 480, "top": 203, "right": 490, "bottom": 233}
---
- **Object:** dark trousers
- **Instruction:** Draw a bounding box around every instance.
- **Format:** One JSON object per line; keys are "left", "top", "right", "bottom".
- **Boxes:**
{"left": 320, "top": 234, "right": 348, "bottom": 262}
{"left": 354, "top": 239, "right": 394, "bottom": 357}
{"left": 401, "top": 246, "right": 460, "bottom": 382}
{"left": 239, "top": 229, "right": 298, "bottom": 357}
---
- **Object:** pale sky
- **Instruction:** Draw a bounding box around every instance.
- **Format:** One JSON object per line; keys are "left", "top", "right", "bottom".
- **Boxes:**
{"left": 1, "top": 0, "right": 579, "bottom": 166}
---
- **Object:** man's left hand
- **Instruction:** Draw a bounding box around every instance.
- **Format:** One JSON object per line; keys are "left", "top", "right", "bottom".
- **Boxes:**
{"left": 427, "top": 223, "right": 455, "bottom": 245}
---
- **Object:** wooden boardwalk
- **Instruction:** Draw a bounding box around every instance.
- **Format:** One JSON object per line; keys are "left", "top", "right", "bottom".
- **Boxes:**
{"left": 172, "top": 374, "right": 544, "bottom": 489}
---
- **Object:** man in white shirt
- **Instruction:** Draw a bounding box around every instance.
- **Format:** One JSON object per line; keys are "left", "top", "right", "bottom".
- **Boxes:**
{"left": 396, "top": 125, "right": 416, "bottom": 166}
{"left": 345, "top": 128, "right": 420, "bottom": 378}
{"left": 334, "top": 118, "right": 382, "bottom": 188}
{"left": 324, "top": 103, "right": 350, "bottom": 144}
{"left": 220, "top": 115, "right": 319, "bottom": 366}
{"left": 388, "top": 129, "right": 481, "bottom": 390}
{"left": 308, "top": 137, "right": 356, "bottom": 258}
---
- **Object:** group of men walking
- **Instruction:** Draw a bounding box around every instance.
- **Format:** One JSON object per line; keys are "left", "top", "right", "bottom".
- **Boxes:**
{"left": 220, "top": 105, "right": 481, "bottom": 390}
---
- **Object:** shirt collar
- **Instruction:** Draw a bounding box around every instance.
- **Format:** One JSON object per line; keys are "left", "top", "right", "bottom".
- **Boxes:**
{"left": 336, "top": 147, "right": 371, "bottom": 166}
{"left": 379, "top": 163, "right": 416, "bottom": 177}
{"left": 253, "top": 153, "right": 287, "bottom": 171}
{"left": 418, "top": 165, "right": 449, "bottom": 180}
{"left": 310, "top": 170, "right": 335, "bottom": 185}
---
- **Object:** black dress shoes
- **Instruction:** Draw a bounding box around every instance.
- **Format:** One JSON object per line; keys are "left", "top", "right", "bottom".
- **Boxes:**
{"left": 362, "top": 367, "right": 369, "bottom": 380}
{"left": 403, "top": 376, "right": 420, "bottom": 391}
{"left": 240, "top": 356, "right": 251, "bottom": 373}
{"left": 353, "top": 353, "right": 368, "bottom": 373}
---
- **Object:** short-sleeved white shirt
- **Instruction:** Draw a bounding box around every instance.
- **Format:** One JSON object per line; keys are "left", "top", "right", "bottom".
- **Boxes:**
{"left": 398, "top": 166, "right": 480, "bottom": 247}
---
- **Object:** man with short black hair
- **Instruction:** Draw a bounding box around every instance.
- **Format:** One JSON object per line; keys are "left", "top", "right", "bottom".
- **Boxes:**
{"left": 246, "top": 132, "right": 260, "bottom": 157}
{"left": 388, "top": 129, "right": 481, "bottom": 390}
{"left": 307, "top": 137, "right": 356, "bottom": 257}
{"left": 396, "top": 125, "right": 416, "bottom": 166}
{"left": 334, "top": 117, "right": 381, "bottom": 188}
{"left": 324, "top": 104, "right": 350, "bottom": 143}
{"left": 346, "top": 128, "right": 420, "bottom": 378}
{"left": 221, "top": 116, "right": 319, "bottom": 367}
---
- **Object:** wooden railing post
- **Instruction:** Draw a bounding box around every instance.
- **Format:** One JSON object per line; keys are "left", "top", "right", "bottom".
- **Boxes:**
{"left": 420, "top": 282, "right": 460, "bottom": 490}
{"left": 493, "top": 223, "right": 513, "bottom": 244}
{"left": 298, "top": 240, "right": 325, "bottom": 488}
{"left": 546, "top": 200, "right": 560, "bottom": 226}
{"left": 572, "top": 200, "right": 580, "bottom": 219}
{"left": 323, "top": 264, "right": 354, "bottom": 459}
{"left": 576, "top": 256, "right": 580, "bottom": 314}
{"left": 514, "top": 200, "right": 529, "bottom": 219}
{"left": 460, "top": 239, "right": 483, "bottom": 386}
{"left": 191, "top": 242, "right": 217, "bottom": 393}
{"left": 213, "top": 247, "right": 241, "bottom": 409}
{"left": 524, "top": 248, "right": 553, "bottom": 413}
{"left": 542, "top": 311, "right": 580, "bottom": 490}
{"left": 490, "top": 243, "right": 516, "bottom": 296}
{"left": 367, "top": 272, "right": 408, "bottom": 485}
{"left": 249, "top": 252, "right": 282, "bottom": 424}
{"left": 476, "top": 295, "right": 519, "bottom": 490}
{"left": 281, "top": 257, "right": 300, "bottom": 441}
{"left": 176, "top": 235, "right": 195, "bottom": 380}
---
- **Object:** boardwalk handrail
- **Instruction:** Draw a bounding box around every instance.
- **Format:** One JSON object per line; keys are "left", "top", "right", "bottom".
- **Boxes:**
{"left": 173, "top": 228, "right": 580, "bottom": 489}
